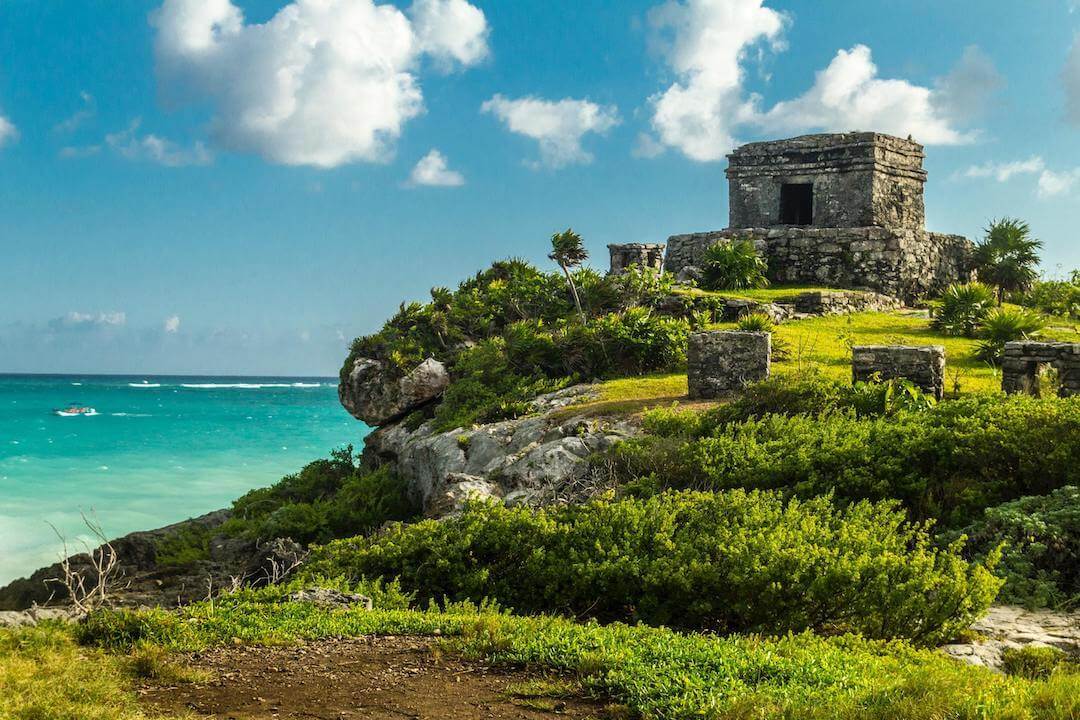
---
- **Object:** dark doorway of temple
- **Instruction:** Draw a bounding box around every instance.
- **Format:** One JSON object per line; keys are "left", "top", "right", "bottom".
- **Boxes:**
{"left": 780, "top": 183, "right": 813, "bottom": 225}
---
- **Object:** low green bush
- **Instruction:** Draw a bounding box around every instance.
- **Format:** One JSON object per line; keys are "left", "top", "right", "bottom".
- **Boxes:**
{"left": 953, "top": 486, "right": 1080, "bottom": 608}
{"left": 618, "top": 392, "right": 1080, "bottom": 528}
{"left": 975, "top": 306, "right": 1046, "bottom": 363}
{"left": 701, "top": 239, "right": 769, "bottom": 291}
{"left": 1016, "top": 276, "right": 1080, "bottom": 318}
{"left": 1002, "top": 645, "right": 1071, "bottom": 680}
{"left": 930, "top": 282, "right": 996, "bottom": 337}
{"left": 225, "top": 448, "right": 418, "bottom": 545}
{"left": 302, "top": 490, "right": 1000, "bottom": 644}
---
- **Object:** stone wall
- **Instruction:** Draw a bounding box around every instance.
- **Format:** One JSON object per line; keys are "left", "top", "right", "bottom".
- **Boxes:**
{"left": 608, "top": 243, "right": 665, "bottom": 275}
{"left": 664, "top": 228, "right": 973, "bottom": 303}
{"left": 1001, "top": 342, "right": 1080, "bottom": 397}
{"left": 687, "top": 331, "right": 771, "bottom": 399}
{"left": 852, "top": 345, "right": 946, "bottom": 400}
{"left": 726, "top": 133, "right": 926, "bottom": 231}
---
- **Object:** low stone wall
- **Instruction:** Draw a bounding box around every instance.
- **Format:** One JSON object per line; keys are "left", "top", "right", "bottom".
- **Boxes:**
{"left": 664, "top": 227, "right": 973, "bottom": 302}
{"left": 852, "top": 345, "right": 946, "bottom": 400}
{"left": 1001, "top": 342, "right": 1080, "bottom": 397}
{"left": 775, "top": 290, "right": 902, "bottom": 318}
{"left": 687, "top": 331, "right": 771, "bottom": 399}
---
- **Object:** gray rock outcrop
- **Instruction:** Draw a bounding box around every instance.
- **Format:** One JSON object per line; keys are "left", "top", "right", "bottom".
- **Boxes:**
{"left": 363, "top": 385, "right": 639, "bottom": 517}
{"left": 339, "top": 357, "right": 450, "bottom": 426}
{"left": 941, "top": 605, "right": 1080, "bottom": 671}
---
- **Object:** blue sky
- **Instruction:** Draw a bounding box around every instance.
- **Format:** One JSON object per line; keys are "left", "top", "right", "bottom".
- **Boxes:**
{"left": 1, "top": 0, "right": 1078, "bottom": 375}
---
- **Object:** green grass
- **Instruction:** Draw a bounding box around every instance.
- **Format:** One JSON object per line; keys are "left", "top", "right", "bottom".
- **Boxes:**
{"left": 71, "top": 593, "right": 1080, "bottom": 720}
{"left": 0, "top": 623, "right": 159, "bottom": 720}
{"left": 575, "top": 309, "right": 1080, "bottom": 414}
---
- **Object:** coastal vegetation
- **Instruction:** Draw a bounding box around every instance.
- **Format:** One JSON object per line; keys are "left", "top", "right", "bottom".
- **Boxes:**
{"left": 9, "top": 230, "right": 1080, "bottom": 720}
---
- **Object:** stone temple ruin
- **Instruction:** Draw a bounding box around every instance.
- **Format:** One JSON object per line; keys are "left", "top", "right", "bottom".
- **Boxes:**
{"left": 657, "top": 132, "right": 975, "bottom": 303}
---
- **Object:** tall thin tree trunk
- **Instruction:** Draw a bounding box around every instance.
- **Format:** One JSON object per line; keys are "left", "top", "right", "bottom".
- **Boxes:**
{"left": 560, "top": 264, "right": 586, "bottom": 323}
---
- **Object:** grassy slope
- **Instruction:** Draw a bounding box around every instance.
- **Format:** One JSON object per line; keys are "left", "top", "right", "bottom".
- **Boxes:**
{"left": 576, "top": 309, "right": 1080, "bottom": 412}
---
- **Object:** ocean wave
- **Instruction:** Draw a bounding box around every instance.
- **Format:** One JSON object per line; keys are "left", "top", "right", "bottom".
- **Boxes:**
{"left": 180, "top": 382, "right": 320, "bottom": 389}
{"left": 129, "top": 382, "right": 161, "bottom": 388}
{"left": 111, "top": 412, "right": 153, "bottom": 417}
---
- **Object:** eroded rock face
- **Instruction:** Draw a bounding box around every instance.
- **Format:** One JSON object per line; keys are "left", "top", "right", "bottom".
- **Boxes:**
{"left": 339, "top": 357, "right": 450, "bottom": 427}
{"left": 364, "top": 385, "right": 640, "bottom": 517}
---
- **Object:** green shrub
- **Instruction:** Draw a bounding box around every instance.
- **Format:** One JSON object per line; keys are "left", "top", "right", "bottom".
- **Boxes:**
{"left": 736, "top": 312, "right": 774, "bottom": 332}
{"left": 225, "top": 449, "right": 418, "bottom": 545}
{"left": 953, "top": 486, "right": 1080, "bottom": 608}
{"left": 1017, "top": 278, "right": 1080, "bottom": 318}
{"left": 618, "top": 393, "right": 1080, "bottom": 529}
{"left": 153, "top": 523, "right": 214, "bottom": 567}
{"left": 1002, "top": 645, "right": 1070, "bottom": 679}
{"left": 701, "top": 239, "right": 769, "bottom": 291}
{"left": 930, "top": 282, "right": 996, "bottom": 337}
{"left": 303, "top": 490, "right": 1000, "bottom": 644}
{"left": 975, "top": 307, "right": 1046, "bottom": 363}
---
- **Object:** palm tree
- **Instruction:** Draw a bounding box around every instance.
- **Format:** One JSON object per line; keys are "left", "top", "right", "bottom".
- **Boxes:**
{"left": 974, "top": 218, "right": 1043, "bottom": 305}
{"left": 549, "top": 228, "right": 589, "bottom": 323}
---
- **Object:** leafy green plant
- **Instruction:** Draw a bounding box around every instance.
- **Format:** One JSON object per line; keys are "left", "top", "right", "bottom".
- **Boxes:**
{"left": 303, "top": 490, "right": 1000, "bottom": 644}
{"left": 930, "top": 282, "right": 996, "bottom": 337}
{"left": 974, "top": 218, "right": 1043, "bottom": 305}
{"left": 701, "top": 239, "right": 769, "bottom": 291}
{"left": 974, "top": 306, "right": 1046, "bottom": 363}
{"left": 736, "top": 312, "right": 773, "bottom": 332}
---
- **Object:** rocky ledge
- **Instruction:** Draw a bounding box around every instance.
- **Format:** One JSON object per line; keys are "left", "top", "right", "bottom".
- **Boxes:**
{"left": 941, "top": 605, "right": 1080, "bottom": 671}
{"left": 364, "top": 384, "right": 640, "bottom": 517}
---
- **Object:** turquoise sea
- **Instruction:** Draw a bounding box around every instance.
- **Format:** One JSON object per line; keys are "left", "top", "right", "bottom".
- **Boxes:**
{"left": 0, "top": 374, "right": 365, "bottom": 585}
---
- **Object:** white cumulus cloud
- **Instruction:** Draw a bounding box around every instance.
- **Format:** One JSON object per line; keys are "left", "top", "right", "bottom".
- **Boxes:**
{"left": 106, "top": 119, "right": 212, "bottom": 167}
{"left": 1037, "top": 167, "right": 1080, "bottom": 197}
{"left": 758, "top": 45, "right": 975, "bottom": 145}
{"left": 646, "top": 0, "right": 786, "bottom": 161}
{"left": 1066, "top": 32, "right": 1080, "bottom": 125}
{"left": 958, "top": 156, "right": 1045, "bottom": 182}
{"left": 407, "top": 149, "right": 465, "bottom": 186}
{"left": 164, "top": 315, "right": 181, "bottom": 333}
{"left": 481, "top": 94, "right": 620, "bottom": 168}
{"left": 955, "top": 155, "right": 1079, "bottom": 199}
{"left": 150, "top": 0, "right": 489, "bottom": 168}
{"left": 644, "top": 0, "right": 991, "bottom": 161}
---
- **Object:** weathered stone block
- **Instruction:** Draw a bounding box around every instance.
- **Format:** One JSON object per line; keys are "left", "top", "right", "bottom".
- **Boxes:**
{"left": 1001, "top": 342, "right": 1080, "bottom": 398}
{"left": 687, "top": 331, "right": 771, "bottom": 399}
{"left": 852, "top": 345, "right": 946, "bottom": 400}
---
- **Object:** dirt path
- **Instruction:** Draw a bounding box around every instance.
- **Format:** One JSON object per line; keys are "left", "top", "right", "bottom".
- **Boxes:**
{"left": 138, "top": 635, "right": 615, "bottom": 719}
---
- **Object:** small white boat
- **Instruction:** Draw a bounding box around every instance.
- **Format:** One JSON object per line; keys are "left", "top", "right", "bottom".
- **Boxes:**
{"left": 54, "top": 406, "right": 99, "bottom": 417}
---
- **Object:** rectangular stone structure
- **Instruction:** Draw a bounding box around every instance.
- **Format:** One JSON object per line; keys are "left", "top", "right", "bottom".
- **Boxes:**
{"left": 1001, "top": 342, "right": 1080, "bottom": 397}
{"left": 688, "top": 331, "right": 771, "bottom": 399}
{"left": 852, "top": 345, "right": 946, "bottom": 400}
{"left": 662, "top": 132, "right": 975, "bottom": 303}
{"left": 607, "top": 243, "right": 665, "bottom": 275}
{"left": 726, "top": 132, "right": 926, "bottom": 231}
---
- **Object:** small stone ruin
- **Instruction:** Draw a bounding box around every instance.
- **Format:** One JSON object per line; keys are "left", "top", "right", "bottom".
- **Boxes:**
{"left": 851, "top": 345, "right": 946, "bottom": 400}
{"left": 664, "top": 132, "right": 975, "bottom": 302}
{"left": 1001, "top": 342, "right": 1080, "bottom": 397}
{"left": 687, "top": 331, "right": 771, "bottom": 399}
{"left": 608, "top": 243, "right": 665, "bottom": 275}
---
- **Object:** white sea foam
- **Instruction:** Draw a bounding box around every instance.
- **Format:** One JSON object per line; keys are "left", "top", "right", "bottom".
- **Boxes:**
{"left": 129, "top": 382, "right": 161, "bottom": 388}
{"left": 111, "top": 413, "right": 152, "bottom": 418}
{"left": 181, "top": 383, "right": 295, "bottom": 389}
